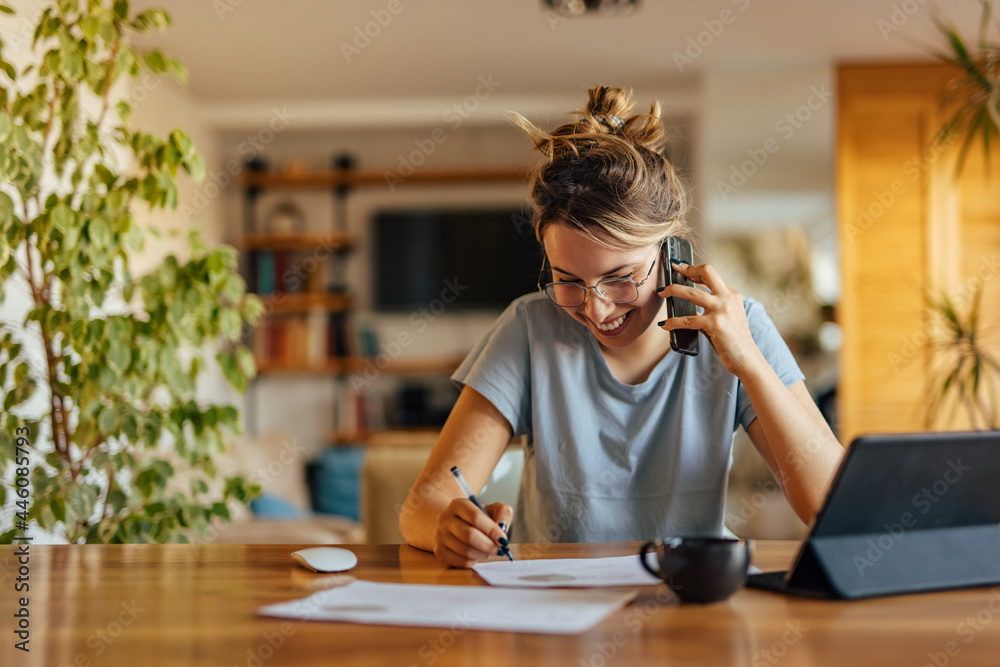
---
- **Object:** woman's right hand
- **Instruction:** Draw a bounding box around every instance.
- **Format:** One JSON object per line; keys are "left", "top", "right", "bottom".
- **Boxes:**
{"left": 433, "top": 499, "right": 513, "bottom": 568}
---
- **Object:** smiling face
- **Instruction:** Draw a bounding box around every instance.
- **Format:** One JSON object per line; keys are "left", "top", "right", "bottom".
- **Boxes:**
{"left": 541, "top": 223, "right": 668, "bottom": 351}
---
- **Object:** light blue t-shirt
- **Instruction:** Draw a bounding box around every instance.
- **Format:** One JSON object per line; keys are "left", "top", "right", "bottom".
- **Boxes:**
{"left": 451, "top": 292, "right": 804, "bottom": 543}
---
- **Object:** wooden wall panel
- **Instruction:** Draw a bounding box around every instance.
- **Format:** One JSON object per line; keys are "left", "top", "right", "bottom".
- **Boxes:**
{"left": 837, "top": 63, "right": 1000, "bottom": 443}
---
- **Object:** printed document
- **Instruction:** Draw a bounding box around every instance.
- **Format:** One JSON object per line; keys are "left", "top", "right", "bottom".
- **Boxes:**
{"left": 258, "top": 580, "right": 637, "bottom": 635}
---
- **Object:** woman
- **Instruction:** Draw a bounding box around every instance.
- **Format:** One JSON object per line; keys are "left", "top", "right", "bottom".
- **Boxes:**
{"left": 399, "top": 85, "right": 843, "bottom": 568}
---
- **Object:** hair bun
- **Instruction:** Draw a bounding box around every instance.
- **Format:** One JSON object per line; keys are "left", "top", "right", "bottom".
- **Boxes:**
{"left": 581, "top": 85, "right": 664, "bottom": 149}
{"left": 506, "top": 84, "right": 689, "bottom": 250}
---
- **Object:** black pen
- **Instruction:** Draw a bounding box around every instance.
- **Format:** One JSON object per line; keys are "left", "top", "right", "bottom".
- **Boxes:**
{"left": 450, "top": 466, "right": 514, "bottom": 561}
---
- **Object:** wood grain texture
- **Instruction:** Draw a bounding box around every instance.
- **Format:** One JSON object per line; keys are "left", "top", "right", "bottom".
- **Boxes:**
{"left": 3, "top": 542, "right": 999, "bottom": 666}
{"left": 837, "top": 63, "right": 1000, "bottom": 442}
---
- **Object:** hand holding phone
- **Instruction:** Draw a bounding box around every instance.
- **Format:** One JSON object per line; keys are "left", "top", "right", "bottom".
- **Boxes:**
{"left": 658, "top": 237, "right": 699, "bottom": 356}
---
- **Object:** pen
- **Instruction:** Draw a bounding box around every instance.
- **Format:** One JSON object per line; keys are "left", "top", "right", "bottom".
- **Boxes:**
{"left": 450, "top": 466, "right": 514, "bottom": 561}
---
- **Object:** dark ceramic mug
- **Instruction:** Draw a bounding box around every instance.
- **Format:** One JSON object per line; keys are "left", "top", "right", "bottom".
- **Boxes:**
{"left": 639, "top": 537, "right": 751, "bottom": 603}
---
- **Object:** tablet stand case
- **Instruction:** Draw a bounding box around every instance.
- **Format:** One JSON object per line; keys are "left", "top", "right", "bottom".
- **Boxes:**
{"left": 748, "top": 431, "right": 1000, "bottom": 600}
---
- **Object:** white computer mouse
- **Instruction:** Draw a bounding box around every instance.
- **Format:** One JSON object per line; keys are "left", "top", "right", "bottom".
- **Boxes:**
{"left": 291, "top": 547, "right": 358, "bottom": 573}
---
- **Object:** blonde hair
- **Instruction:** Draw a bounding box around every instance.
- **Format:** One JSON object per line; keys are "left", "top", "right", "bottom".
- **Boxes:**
{"left": 507, "top": 85, "right": 690, "bottom": 251}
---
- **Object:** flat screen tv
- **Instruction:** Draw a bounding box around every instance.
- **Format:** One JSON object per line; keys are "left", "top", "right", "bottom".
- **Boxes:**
{"left": 372, "top": 206, "right": 542, "bottom": 311}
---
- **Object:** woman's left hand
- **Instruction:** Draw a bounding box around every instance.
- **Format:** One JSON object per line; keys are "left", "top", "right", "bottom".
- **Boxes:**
{"left": 657, "top": 262, "right": 766, "bottom": 378}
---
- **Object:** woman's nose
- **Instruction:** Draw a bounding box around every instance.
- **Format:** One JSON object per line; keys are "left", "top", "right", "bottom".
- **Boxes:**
{"left": 582, "top": 288, "right": 616, "bottom": 322}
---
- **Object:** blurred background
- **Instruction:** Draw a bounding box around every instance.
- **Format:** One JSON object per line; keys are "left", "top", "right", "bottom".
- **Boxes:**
{"left": 3, "top": 0, "right": 996, "bottom": 544}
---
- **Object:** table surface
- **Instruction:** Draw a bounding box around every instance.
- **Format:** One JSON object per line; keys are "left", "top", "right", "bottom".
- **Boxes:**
{"left": 2, "top": 540, "right": 999, "bottom": 667}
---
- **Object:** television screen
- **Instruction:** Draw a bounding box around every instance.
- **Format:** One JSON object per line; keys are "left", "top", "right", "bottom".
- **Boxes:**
{"left": 372, "top": 206, "right": 543, "bottom": 311}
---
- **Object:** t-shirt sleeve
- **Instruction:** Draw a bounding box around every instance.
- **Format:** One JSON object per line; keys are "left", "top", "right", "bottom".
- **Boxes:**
{"left": 451, "top": 298, "right": 533, "bottom": 437}
{"left": 735, "top": 298, "right": 806, "bottom": 431}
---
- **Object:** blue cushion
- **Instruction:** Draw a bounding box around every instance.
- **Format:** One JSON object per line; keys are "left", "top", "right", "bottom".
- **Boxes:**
{"left": 250, "top": 492, "right": 308, "bottom": 519}
{"left": 307, "top": 446, "right": 365, "bottom": 520}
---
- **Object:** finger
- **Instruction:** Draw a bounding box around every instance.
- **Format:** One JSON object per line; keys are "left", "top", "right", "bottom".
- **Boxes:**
{"left": 447, "top": 499, "right": 505, "bottom": 551}
{"left": 675, "top": 262, "right": 729, "bottom": 294}
{"left": 657, "top": 283, "right": 712, "bottom": 308}
{"left": 485, "top": 502, "right": 514, "bottom": 534}
{"left": 452, "top": 499, "right": 507, "bottom": 545}
{"left": 485, "top": 503, "right": 514, "bottom": 553}
{"left": 436, "top": 529, "right": 494, "bottom": 567}
{"left": 438, "top": 516, "right": 499, "bottom": 560}
{"left": 658, "top": 314, "right": 708, "bottom": 332}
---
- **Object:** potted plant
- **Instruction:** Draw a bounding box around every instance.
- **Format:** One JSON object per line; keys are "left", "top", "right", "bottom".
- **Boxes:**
{"left": 923, "top": 286, "right": 1000, "bottom": 431}
{"left": 915, "top": 2, "right": 1000, "bottom": 431}
{"left": 932, "top": 0, "right": 999, "bottom": 172}
{"left": 0, "top": 1, "right": 263, "bottom": 543}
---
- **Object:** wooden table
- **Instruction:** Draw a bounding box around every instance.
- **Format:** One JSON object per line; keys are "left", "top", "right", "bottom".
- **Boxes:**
{"left": 2, "top": 541, "right": 998, "bottom": 666}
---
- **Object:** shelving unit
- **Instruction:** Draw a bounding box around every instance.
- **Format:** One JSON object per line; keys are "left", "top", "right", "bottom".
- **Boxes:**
{"left": 239, "top": 157, "right": 525, "bottom": 442}
{"left": 242, "top": 232, "right": 353, "bottom": 252}
{"left": 255, "top": 355, "right": 466, "bottom": 377}
{"left": 242, "top": 166, "right": 525, "bottom": 189}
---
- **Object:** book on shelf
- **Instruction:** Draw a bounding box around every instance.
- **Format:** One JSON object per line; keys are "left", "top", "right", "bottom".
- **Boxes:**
{"left": 327, "top": 311, "right": 352, "bottom": 359}
{"left": 352, "top": 319, "right": 380, "bottom": 358}
{"left": 307, "top": 309, "right": 327, "bottom": 365}
{"left": 252, "top": 312, "right": 328, "bottom": 367}
{"left": 334, "top": 384, "right": 387, "bottom": 437}
{"left": 251, "top": 248, "right": 332, "bottom": 296}
{"left": 254, "top": 250, "right": 275, "bottom": 294}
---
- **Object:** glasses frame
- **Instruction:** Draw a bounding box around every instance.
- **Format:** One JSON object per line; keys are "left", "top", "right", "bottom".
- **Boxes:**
{"left": 537, "top": 240, "right": 664, "bottom": 308}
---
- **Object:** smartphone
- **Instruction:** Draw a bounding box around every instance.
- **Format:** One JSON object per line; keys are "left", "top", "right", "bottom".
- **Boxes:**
{"left": 659, "top": 237, "right": 700, "bottom": 356}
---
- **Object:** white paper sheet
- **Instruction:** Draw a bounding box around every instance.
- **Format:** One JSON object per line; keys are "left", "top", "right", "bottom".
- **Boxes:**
{"left": 473, "top": 555, "right": 663, "bottom": 588}
{"left": 257, "top": 580, "right": 637, "bottom": 635}
{"left": 473, "top": 555, "right": 764, "bottom": 588}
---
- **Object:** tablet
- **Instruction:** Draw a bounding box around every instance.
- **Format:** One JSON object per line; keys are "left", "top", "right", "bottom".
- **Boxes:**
{"left": 747, "top": 430, "right": 1000, "bottom": 599}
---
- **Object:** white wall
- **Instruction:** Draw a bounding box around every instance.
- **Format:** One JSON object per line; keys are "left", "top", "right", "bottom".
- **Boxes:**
{"left": 0, "top": 3, "right": 239, "bottom": 478}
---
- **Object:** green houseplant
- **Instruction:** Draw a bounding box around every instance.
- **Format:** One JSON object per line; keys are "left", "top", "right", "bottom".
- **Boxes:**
{"left": 0, "top": 0, "right": 263, "bottom": 543}
{"left": 919, "top": 2, "right": 1000, "bottom": 430}
{"left": 932, "top": 0, "right": 1000, "bottom": 172}
{"left": 923, "top": 286, "right": 1000, "bottom": 430}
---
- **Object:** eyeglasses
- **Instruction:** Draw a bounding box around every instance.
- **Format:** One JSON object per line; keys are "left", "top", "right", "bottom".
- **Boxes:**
{"left": 538, "top": 241, "right": 663, "bottom": 308}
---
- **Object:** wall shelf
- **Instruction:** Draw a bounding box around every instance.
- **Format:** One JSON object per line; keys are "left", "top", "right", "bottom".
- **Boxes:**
{"left": 259, "top": 293, "right": 352, "bottom": 313}
{"left": 328, "top": 427, "right": 442, "bottom": 446}
{"left": 241, "top": 157, "right": 504, "bottom": 441}
{"left": 242, "top": 166, "right": 526, "bottom": 189}
{"left": 255, "top": 355, "right": 465, "bottom": 377}
{"left": 242, "top": 232, "right": 353, "bottom": 252}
